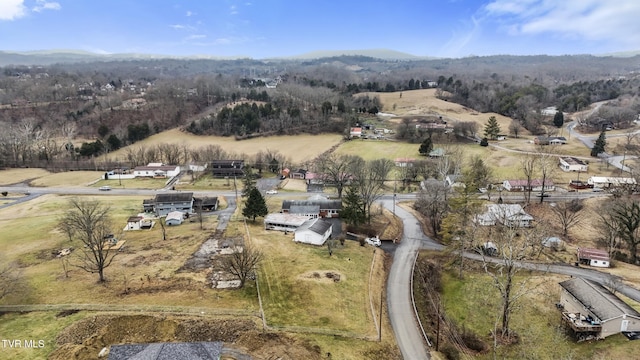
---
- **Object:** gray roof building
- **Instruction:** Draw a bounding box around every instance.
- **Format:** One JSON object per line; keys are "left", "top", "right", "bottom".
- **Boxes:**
{"left": 108, "top": 341, "right": 222, "bottom": 360}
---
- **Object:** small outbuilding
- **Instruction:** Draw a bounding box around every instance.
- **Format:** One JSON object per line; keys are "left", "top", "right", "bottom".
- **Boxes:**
{"left": 165, "top": 211, "right": 185, "bottom": 226}
{"left": 294, "top": 218, "right": 333, "bottom": 246}
{"left": 577, "top": 247, "right": 610, "bottom": 268}
{"left": 264, "top": 213, "right": 309, "bottom": 232}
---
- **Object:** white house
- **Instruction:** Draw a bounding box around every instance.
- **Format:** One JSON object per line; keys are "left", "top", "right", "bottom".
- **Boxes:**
{"left": 559, "top": 277, "right": 640, "bottom": 339}
{"left": 475, "top": 204, "right": 533, "bottom": 227}
{"left": 165, "top": 211, "right": 184, "bottom": 226}
{"left": 394, "top": 158, "right": 415, "bottom": 167}
{"left": 264, "top": 213, "right": 309, "bottom": 232}
{"left": 559, "top": 157, "right": 589, "bottom": 172}
{"left": 133, "top": 163, "right": 181, "bottom": 178}
{"left": 587, "top": 176, "right": 637, "bottom": 189}
{"left": 502, "top": 179, "right": 555, "bottom": 192}
{"left": 294, "top": 218, "right": 333, "bottom": 246}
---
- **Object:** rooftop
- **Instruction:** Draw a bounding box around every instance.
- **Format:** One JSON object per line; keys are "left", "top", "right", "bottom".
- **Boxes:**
{"left": 559, "top": 277, "right": 640, "bottom": 321}
{"left": 154, "top": 192, "right": 194, "bottom": 203}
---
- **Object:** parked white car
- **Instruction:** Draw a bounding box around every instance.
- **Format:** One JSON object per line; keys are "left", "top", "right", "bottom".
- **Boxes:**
{"left": 99, "top": 186, "right": 111, "bottom": 191}
{"left": 365, "top": 235, "right": 381, "bottom": 247}
{"left": 266, "top": 189, "right": 278, "bottom": 194}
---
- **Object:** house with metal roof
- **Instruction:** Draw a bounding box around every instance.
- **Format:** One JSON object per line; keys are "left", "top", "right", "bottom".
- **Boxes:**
{"left": 577, "top": 247, "right": 610, "bottom": 268}
{"left": 264, "top": 213, "right": 309, "bottom": 232}
{"left": 152, "top": 192, "right": 194, "bottom": 216}
{"left": 558, "top": 277, "right": 640, "bottom": 340}
{"left": 294, "top": 218, "right": 333, "bottom": 246}
{"left": 475, "top": 204, "right": 533, "bottom": 227}
{"left": 108, "top": 341, "right": 223, "bottom": 360}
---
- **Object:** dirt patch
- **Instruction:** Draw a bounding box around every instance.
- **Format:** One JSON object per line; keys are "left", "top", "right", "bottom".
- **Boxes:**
{"left": 49, "top": 314, "right": 323, "bottom": 360}
{"left": 298, "top": 270, "right": 344, "bottom": 283}
{"left": 124, "top": 253, "right": 173, "bottom": 267}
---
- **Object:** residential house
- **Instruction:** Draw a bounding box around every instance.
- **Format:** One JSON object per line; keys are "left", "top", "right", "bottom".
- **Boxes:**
{"left": 281, "top": 195, "right": 341, "bottom": 218}
{"left": 502, "top": 179, "right": 555, "bottom": 192}
{"left": 560, "top": 157, "right": 589, "bottom": 172}
{"left": 294, "top": 218, "right": 333, "bottom": 246}
{"left": 349, "top": 127, "right": 362, "bottom": 138}
{"left": 394, "top": 158, "right": 415, "bottom": 167}
{"left": 108, "top": 341, "right": 223, "bottom": 359}
{"left": 496, "top": 134, "right": 507, "bottom": 141}
{"left": 152, "top": 192, "right": 194, "bottom": 216}
{"left": 534, "top": 136, "right": 567, "bottom": 145}
{"left": 587, "top": 176, "right": 637, "bottom": 189}
{"left": 577, "top": 248, "right": 610, "bottom": 268}
{"left": 133, "top": 163, "right": 180, "bottom": 178}
{"left": 188, "top": 163, "right": 208, "bottom": 172}
{"left": 290, "top": 169, "right": 307, "bottom": 180}
{"left": 475, "top": 204, "right": 533, "bottom": 227}
{"left": 264, "top": 213, "right": 309, "bottom": 232}
{"left": 165, "top": 211, "right": 185, "bottom": 226}
{"left": 559, "top": 277, "right": 640, "bottom": 340}
{"left": 211, "top": 160, "right": 244, "bottom": 178}
{"left": 444, "top": 174, "right": 464, "bottom": 188}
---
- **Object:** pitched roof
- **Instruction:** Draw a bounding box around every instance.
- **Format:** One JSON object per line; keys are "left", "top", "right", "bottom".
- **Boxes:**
{"left": 559, "top": 277, "right": 640, "bottom": 321}
{"left": 108, "top": 341, "right": 222, "bottom": 360}
{"left": 166, "top": 211, "right": 184, "bottom": 222}
{"left": 264, "top": 213, "right": 309, "bottom": 227}
{"left": 478, "top": 204, "right": 533, "bottom": 223}
{"left": 289, "top": 205, "right": 320, "bottom": 214}
{"left": 505, "top": 179, "right": 554, "bottom": 187}
{"left": 296, "top": 218, "right": 332, "bottom": 236}
{"left": 154, "top": 192, "right": 194, "bottom": 203}
{"left": 282, "top": 198, "right": 341, "bottom": 211}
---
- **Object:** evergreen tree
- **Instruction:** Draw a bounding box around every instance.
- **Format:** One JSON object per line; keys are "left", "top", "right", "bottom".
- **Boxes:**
{"left": 553, "top": 111, "right": 564, "bottom": 128}
{"left": 484, "top": 116, "right": 501, "bottom": 140}
{"left": 242, "top": 187, "right": 268, "bottom": 221}
{"left": 419, "top": 137, "right": 433, "bottom": 155}
{"left": 591, "top": 130, "right": 607, "bottom": 157}
{"left": 341, "top": 186, "right": 366, "bottom": 226}
{"left": 242, "top": 166, "right": 257, "bottom": 196}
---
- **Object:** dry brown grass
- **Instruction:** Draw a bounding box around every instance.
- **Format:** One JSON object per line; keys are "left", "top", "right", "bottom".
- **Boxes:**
{"left": 0, "top": 168, "right": 51, "bottom": 185}
{"left": 30, "top": 171, "right": 103, "bottom": 187}
{"left": 102, "top": 129, "right": 343, "bottom": 164}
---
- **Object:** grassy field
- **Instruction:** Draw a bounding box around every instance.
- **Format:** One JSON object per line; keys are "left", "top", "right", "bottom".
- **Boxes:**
{"left": 91, "top": 177, "right": 169, "bottom": 190}
{"left": 30, "top": 171, "right": 104, "bottom": 187}
{"left": 101, "top": 129, "right": 343, "bottom": 164}
{"left": 0, "top": 168, "right": 51, "bottom": 185}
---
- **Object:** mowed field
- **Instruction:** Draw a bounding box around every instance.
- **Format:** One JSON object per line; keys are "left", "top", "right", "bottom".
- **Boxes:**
{"left": 102, "top": 129, "right": 343, "bottom": 164}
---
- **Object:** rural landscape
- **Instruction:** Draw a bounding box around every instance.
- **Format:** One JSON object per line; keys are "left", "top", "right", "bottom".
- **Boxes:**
{"left": 2, "top": 50, "right": 640, "bottom": 360}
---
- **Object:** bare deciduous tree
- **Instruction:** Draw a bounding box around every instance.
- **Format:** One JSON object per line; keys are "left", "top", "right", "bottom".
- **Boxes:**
{"left": 58, "top": 198, "right": 117, "bottom": 282}
{"left": 481, "top": 221, "right": 547, "bottom": 339}
{"left": 316, "top": 153, "right": 361, "bottom": 198}
{"left": 0, "top": 258, "right": 25, "bottom": 300}
{"left": 520, "top": 155, "right": 538, "bottom": 204}
{"left": 414, "top": 180, "right": 449, "bottom": 236}
{"left": 550, "top": 199, "right": 584, "bottom": 237}
{"left": 222, "top": 242, "right": 263, "bottom": 288}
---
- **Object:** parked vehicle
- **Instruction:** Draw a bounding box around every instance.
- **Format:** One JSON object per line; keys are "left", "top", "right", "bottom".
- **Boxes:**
{"left": 99, "top": 186, "right": 111, "bottom": 191}
{"left": 365, "top": 235, "right": 381, "bottom": 247}
{"left": 266, "top": 189, "right": 278, "bottom": 194}
{"left": 592, "top": 187, "right": 604, "bottom": 192}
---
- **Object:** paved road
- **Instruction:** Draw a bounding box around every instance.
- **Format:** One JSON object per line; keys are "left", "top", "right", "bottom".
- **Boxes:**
{"left": 381, "top": 199, "right": 439, "bottom": 360}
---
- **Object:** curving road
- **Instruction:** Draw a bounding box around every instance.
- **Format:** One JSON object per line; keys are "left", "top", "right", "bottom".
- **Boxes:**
{"left": 382, "top": 199, "right": 441, "bottom": 360}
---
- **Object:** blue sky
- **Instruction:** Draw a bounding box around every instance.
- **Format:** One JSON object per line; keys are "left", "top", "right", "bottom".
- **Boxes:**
{"left": 1, "top": 0, "right": 640, "bottom": 58}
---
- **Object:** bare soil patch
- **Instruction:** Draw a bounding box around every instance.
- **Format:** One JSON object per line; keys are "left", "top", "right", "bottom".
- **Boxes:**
{"left": 49, "top": 314, "right": 324, "bottom": 360}
{"left": 298, "top": 270, "right": 344, "bottom": 283}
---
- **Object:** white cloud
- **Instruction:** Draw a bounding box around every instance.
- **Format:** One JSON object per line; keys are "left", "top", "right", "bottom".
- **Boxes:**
{"left": 186, "top": 10, "right": 193, "bottom": 17}
{"left": 230, "top": 5, "right": 238, "bottom": 15}
{"left": 483, "top": 0, "right": 640, "bottom": 45}
{"left": 186, "top": 34, "right": 206, "bottom": 40}
{"left": 170, "top": 24, "right": 195, "bottom": 31}
{"left": 0, "top": 0, "right": 27, "bottom": 20}
{"left": 33, "top": 0, "right": 61, "bottom": 13}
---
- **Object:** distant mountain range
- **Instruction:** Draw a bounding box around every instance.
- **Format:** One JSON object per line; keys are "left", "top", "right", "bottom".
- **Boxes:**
{"left": 0, "top": 48, "right": 638, "bottom": 66}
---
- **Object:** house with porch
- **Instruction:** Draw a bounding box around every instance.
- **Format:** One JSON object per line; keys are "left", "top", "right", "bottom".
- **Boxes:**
{"left": 147, "top": 192, "right": 194, "bottom": 216}
{"left": 558, "top": 277, "right": 640, "bottom": 340}
{"left": 281, "top": 195, "right": 341, "bottom": 218}
{"left": 475, "top": 204, "right": 533, "bottom": 227}
{"left": 133, "top": 163, "right": 181, "bottom": 178}
{"left": 211, "top": 160, "right": 244, "bottom": 178}
{"left": 264, "top": 213, "right": 309, "bottom": 232}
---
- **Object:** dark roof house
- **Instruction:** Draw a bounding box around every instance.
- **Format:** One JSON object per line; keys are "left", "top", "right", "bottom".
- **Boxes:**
{"left": 108, "top": 341, "right": 223, "bottom": 360}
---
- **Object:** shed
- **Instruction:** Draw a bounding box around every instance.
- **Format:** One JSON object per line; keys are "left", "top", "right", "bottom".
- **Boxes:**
{"left": 294, "top": 218, "right": 333, "bottom": 246}
{"left": 559, "top": 277, "right": 640, "bottom": 340}
{"left": 126, "top": 216, "right": 144, "bottom": 231}
{"left": 577, "top": 247, "right": 610, "bottom": 268}
{"left": 559, "top": 157, "right": 589, "bottom": 172}
{"left": 165, "top": 211, "right": 184, "bottom": 226}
